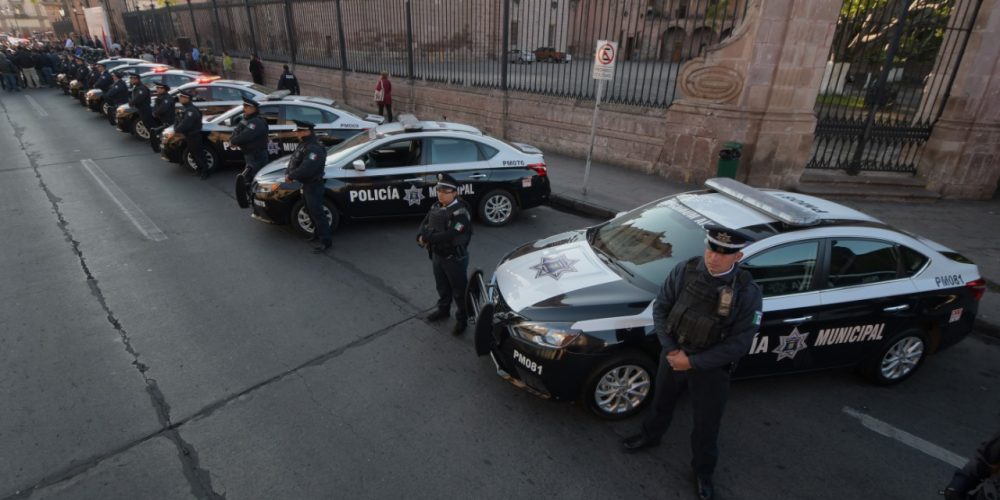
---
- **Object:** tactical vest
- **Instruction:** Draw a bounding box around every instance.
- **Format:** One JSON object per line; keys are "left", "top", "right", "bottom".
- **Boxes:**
{"left": 426, "top": 202, "right": 471, "bottom": 256}
{"left": 665, "top": 259, "right": 750, "bottom": 352}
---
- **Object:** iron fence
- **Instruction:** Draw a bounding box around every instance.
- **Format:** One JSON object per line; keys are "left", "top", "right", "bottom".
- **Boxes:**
{"left": 122, "top": 0, "right": 748, "bottom": 108}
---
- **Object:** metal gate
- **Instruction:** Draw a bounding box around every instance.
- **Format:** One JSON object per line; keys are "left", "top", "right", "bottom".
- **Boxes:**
{"left": 807, "top": 0, "right": 981, "bottom": 174}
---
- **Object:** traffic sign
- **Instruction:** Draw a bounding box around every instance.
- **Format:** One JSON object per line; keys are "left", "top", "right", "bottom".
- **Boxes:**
{"left": 592, "top": 40, "right": 617, "bottom": 81}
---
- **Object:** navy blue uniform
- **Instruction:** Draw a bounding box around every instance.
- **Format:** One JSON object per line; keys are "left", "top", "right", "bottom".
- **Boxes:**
{"left": 286, "top": 135, "right": 330, "bottom": 246}
{"left": 175, "top": 102, "right": 209, "bottom": 175}
{"left": 129, "top": 83, "right": 154, "bottom": 131}
{"left": 230, "top": 112, "right": 270, "bottom": 179}
{"left": 276, "top": 70, "right": 300, "bottom": 95}
{"left": 93, "top": 71, "right": 111, "bottom": 92}
{"left": 642, "top": 257, "right": 762, "bottom": 478}
{"left": 418, "top": 199, "right": 473, "bottom": 326}
{"left": 104, "top": 79, "right": 128, "bottom": 124}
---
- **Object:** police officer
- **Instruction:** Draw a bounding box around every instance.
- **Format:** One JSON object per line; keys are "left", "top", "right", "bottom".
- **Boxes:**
{"left": 622, "top": 224, "right": 763, "bottom": 500}
{"left": 284, "top": 120, "right": 331, "bottom": 253}
{"left": 175, "top": 89, "right": 210, "bottom": 179}
{"left": 92, "top": 62, "right": 111, "bottom": 92}
{"left": 942, "top": 430, "right": 1000, "bottom": 499}
{"left": 149, "top": 83, "right": 175, "bottom": 152}
{"left": 417, "top": 173, "right": 473, "bottom": 335}
{"left": 276, "top": 64, "right": 300, "bottom": 95}
{"left": 230, "top": 97, "right": 270, "bottom": 182}
{"left": 103, "top": 71, "right": 128, "bottom": 125}
{"left": 128, "top": 72, "right": 155, "bottom": 137}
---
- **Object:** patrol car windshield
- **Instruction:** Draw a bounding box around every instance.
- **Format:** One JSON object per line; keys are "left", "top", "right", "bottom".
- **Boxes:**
{"left": 326, "top": 132, "right": 374, "bottom": 158}
{"left": 590, "top": 197, "right": 711, "bottom": 290}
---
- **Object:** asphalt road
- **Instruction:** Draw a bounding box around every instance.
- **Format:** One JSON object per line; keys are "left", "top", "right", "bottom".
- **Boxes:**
{"left": 1, "top": 89, "right": 998, "bottom": 500}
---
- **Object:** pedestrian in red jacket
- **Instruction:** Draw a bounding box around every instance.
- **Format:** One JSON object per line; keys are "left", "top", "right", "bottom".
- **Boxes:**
{"left": 374, "top": 72, "right": 392, "bottom": 122}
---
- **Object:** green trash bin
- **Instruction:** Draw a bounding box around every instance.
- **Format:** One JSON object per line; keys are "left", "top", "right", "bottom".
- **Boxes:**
{"left": 716, "top": 141, "right": 743, "bottom": 179}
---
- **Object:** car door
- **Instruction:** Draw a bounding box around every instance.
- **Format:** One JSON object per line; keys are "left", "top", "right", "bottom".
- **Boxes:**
{"left": 201, "top": 84, "right": 243, "bottom": 116}
{"left": 422, "top": 136, "right": 493, "bottom": 210}
{"left": 732, "top": 240, "right": 826, "bottom": 377}
{"left": 810, "top": 238, "right": 920, "bottom": 365}
{"left": 338, "top": 138, "right": 427, "bottom": 218}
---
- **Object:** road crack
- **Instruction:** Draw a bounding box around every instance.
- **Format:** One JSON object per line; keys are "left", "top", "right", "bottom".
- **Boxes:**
{"left": 0, "top": 98, "right": 224, "bottom": 500}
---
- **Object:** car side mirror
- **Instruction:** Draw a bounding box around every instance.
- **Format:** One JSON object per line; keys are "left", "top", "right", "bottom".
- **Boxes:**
{"left": 352, "top": 159, "right": 366, "bottom": 171}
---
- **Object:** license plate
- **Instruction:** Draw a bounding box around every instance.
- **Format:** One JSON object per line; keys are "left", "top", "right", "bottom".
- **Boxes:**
{"left": 253, "top": 199, "right": 266, "bottom": 207}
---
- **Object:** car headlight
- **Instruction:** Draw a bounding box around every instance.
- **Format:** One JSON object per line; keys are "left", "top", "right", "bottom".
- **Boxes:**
{"left": 86, "top": 90, "right": 97, "bottom": 97}
{"left": 512, "top": 322, "right": 581, "bottom": 349}
{"left": 254, "top": 180, "right": 282, "bottom": 193}
{"left": 162, "top": 130, "right": 174, "bottom": 140}
{"left": 116, "top": 105, "right": 127, "bottom": 113}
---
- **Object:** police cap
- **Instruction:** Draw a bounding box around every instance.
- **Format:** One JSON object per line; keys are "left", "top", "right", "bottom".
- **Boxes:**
{"left": 155, "top": 82, "right": 170, "bottom": 91}
{"left": 111, "top": 70, "right": 124, "bottom": 78}
{"left": 704, "top": 223, "right": 752, "bottom": 254}
{"left": 435, "top": 173, "right": 459, "bottom": 192}
{"left": 293, "top": 120, "right": 315, "bottom": 132}
{"left": 176, "top": 89, "right": 194, "bottom": 99}
{"left": 242, "top": 96, "right": 260, "bottom": 108}
{"left": 127, "top": 71, "right": 140, "bottom": 78}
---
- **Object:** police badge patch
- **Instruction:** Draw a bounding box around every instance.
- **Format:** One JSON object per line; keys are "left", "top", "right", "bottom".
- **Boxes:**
{"left": 308, "top": 152, "right": 317, "bottom": 160}
{"left": 249, "top": 123, "right": 256, "bottom": 129}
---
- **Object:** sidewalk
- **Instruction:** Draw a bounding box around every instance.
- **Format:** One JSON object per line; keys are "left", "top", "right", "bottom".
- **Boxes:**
{"left": 543, "top": 152, "right": 1000, "bottom": 335}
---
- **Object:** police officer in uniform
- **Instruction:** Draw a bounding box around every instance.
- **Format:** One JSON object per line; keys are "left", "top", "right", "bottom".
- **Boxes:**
{"left": 943, "top": 430, "right": 1000, "bottom": 499}
{"left": 93, "top": 62, "right": 111, "bottom": 93}
{"left": 230, "top": 97, "right": 270, "bottom": 182}
{"left": 622, "top": 224, "right": 763, "bottom": 500}
{"left": 128, "top": 72, "right": 155, "bottom": 137}
{"left": 175, "top": 89, "right": 210, "bottom": 179}
{"left": 284, "top": 120, "right": 331, "bottom": 253}
{"left": 149, "top": 83, "right": 175, "bottom": 152}
{"left": 103, "top": 71, "right": 128, "bottom": 125}
{"left": 417, "top": 173, "right": 473, "bottom": 335}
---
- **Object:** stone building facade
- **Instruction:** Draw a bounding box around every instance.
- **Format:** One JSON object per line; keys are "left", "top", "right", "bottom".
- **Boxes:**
{"left": 133, "top": 0, "right": 1000, "bottom": 199}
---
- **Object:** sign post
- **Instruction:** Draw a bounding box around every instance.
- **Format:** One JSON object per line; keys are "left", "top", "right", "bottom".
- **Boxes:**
{"left": 583, "top": 40, "right": 617, "bottom": 195}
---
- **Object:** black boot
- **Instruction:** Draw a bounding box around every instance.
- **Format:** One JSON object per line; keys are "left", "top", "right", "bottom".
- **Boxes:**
{"left": 424, "top": 310, "right": 449, "bottom": 322}
{"left": 451, "top": 320, "right": 467, "bottom": 336}
{"left": 622, "top": 433, "right": 661, "bottom": 453}
{"left": 696, "top": 475, "right": 714, "bottom": 500}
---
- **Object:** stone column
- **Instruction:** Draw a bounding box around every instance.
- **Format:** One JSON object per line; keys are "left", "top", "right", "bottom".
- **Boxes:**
{"left": 654, "top": 0, "right": 841, "bottom": 188}
{"left": 920, "top": 0, "right": 1000, "bottom": 199}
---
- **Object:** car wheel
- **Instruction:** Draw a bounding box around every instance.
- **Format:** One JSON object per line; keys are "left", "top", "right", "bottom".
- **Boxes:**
{"left": 184, "top": 146, "right": 220, "bottom": 172}
{"left": 291, "top": 198, "right": 340, "bottom": 236}
{"left": 580, "top": 350, "right": 655, "bottom": 420}
{"left": 132, "top": 119, "right": 150, "bottom": 140}
{"left": 861, "top": 329, "right": 928, "bottom": 385}
{"left": 477, "top": 189, "right": 518, "bottom": 226}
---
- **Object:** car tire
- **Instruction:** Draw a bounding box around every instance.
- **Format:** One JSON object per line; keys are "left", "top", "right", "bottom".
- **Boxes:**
{"left": 860, "top": 329, "right": 928, "bottom": 385}
{"left": 132, "top": 119, "right": 150, "bottom": 140}
{"left": 477, "top": 189, "right": 518, "bottom": 227}
{"left": 184, "top": 146, "right": 220, "bottom": 172}
{"left": 580, "top": 350, "right": 656, "bottom": 420}
{"left": 291, "top": 197, "right": 340, "bottom": 237}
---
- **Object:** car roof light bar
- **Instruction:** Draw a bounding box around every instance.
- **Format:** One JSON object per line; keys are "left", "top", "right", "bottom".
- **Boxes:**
{"left": 397, "top": 114, "right": 422, "bottom": 131}
{"left": 704, "top": 177, "right": 820, "bottom": 227}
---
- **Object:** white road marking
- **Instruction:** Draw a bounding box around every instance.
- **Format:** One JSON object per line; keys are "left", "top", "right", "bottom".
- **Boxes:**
{"left": 24, "top": 95, "right": 49, "bottom": 117}
{"left": 842, "top": 406, "right": 966, "bottom": 468}
{"left": 81, "top": 159, "right": 168, "bottom": 242}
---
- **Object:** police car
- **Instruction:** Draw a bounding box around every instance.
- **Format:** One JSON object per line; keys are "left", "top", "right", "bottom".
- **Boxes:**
{"left": 87, "top": 68, "right": 198, "bottom": 115}
{"left": 116, "top": 79, "right": 271, "bottom": 140}
{"left": 69, "top": 61, "right": 170, "bottom": 106}
{"left": 160, "top": 94, "right": 383, "bottom": 171}
{"left": 469, "top": 178, "right": 985, "bottom": 420}
{"left": 245, "top": 115, "right": 551, "bottom": 234}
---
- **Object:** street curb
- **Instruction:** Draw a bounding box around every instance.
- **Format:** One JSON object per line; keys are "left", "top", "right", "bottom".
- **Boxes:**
{"left": 548, "top": 193, "right": 617, "bottom": 220}
{"left": 547, "top": 194, "right": 1000, "bottom": 341}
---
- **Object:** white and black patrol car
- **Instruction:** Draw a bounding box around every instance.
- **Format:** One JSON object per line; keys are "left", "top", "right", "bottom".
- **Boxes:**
{"left": 246, "top": 115, "right": 551, "bottom": 233}
{"left": 116, "top": 78, "right": 272, "bottom": 140}
{"left": 160, "top": 94, "right": 384, "bottom": 170}
{"left": 469, "top": 178, "right": 986, "bottom": 420}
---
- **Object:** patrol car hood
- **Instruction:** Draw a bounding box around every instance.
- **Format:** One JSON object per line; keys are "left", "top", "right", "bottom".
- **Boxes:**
{"left": 257, "top": 156, "right": 293, "bottom": 179}
{"left": 495, "top": 238, "right": 653, "bottom": 323}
